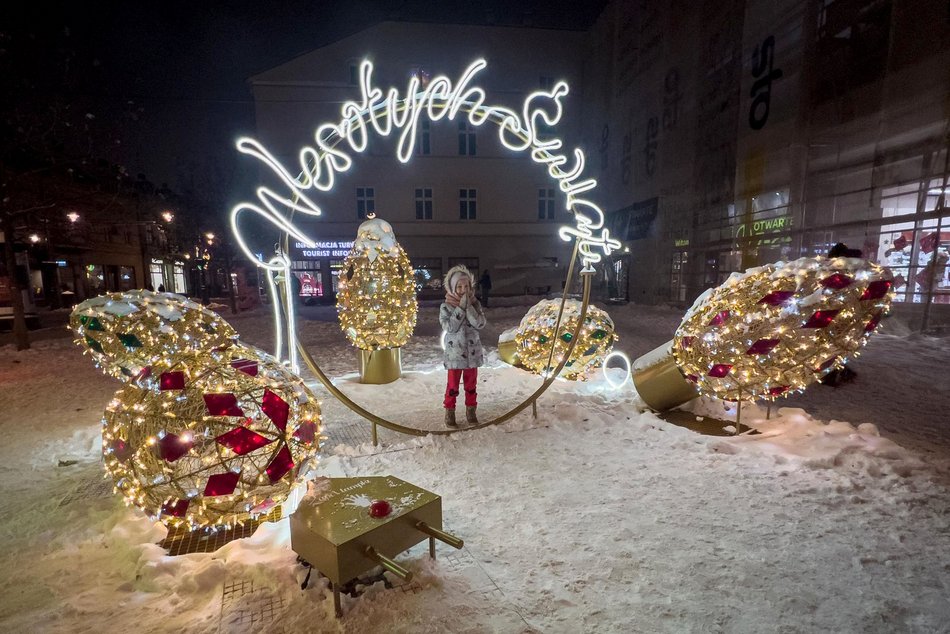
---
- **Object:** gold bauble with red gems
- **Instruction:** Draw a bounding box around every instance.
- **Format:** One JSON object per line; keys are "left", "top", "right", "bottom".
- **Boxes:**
{"left": 101, "top": 345, "right": 322, "bottom": 529}
{"left": 672, "top": 256, "right": 894, "bottom": 402}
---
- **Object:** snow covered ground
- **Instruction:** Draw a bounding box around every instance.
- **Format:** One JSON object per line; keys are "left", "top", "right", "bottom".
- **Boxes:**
{"left": 1, "top": 301, "right": 949, "bottom": 633}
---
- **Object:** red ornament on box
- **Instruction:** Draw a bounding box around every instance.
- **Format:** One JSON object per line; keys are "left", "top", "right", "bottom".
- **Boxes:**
{"left": 369, "top": 499, "right": 392, "bottom": 518}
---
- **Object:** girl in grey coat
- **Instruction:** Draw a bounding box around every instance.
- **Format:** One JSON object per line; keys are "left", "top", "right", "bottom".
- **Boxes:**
{"left": 440, "top": 264, "right": 487, "bottom": 427}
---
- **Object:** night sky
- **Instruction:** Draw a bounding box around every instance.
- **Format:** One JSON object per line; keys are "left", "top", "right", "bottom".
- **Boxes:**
{"left": 3, "top": 1, "right": 607, "bottom": 190}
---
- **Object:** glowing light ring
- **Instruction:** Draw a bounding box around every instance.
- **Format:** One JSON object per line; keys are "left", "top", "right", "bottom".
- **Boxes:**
{"left": 601, "top": 351, "right": 632, "bottom": 389}
{"left": 231, "top": 59, "right": 621, "bottom": 368}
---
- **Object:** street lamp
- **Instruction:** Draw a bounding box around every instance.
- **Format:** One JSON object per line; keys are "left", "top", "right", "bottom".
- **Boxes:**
{"left": 29, "top": 233, "right": 41, "bottom": 243}
{"left": 66, "top": 212, "right": 80, "bottom": 223}
{"left": 162, "top": 211, "right": 174, "bottom": 223}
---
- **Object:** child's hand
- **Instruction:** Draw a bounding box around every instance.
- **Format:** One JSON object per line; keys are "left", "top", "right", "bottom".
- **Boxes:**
{"left": 459, "top": 293, "right": 469, "bottom": 309}
{"left": 445, "top": 291, "right": 460, "bottom": 307}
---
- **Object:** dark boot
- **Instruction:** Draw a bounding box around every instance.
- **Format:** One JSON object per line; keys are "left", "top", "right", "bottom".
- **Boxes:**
{"left": 465, "top": 406, "right": 478, "bottom": 425}
{"left": 444, "top": 408, "right": 457, "bottom": 427}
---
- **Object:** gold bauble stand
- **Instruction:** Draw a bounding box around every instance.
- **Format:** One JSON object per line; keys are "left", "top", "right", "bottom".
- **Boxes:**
{"left": 359, "top": 348, "right": 402, "bottom": 384}
{"left": 497, "top": 338, "right": 520, "bottom": 367}
{"left": 632, "top": 340, "right": 699, "bottom": 411}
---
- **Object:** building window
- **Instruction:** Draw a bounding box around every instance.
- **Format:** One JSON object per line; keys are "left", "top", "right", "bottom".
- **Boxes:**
{"left": 173, "top": 263, "right": 187, "bottom": 294}
{"left": 459, "top": 189, "right": 477, "bottom": 220}
{"left": 356, "top": 187, "right": 375, "bottom": 219}
{"left": 448, "top": 257, "right": 479, "bottom": 279}
{"left": 540, "top": 75, "right": 555, "bottom": 90}
{"left": 416, "top": 120, "right": 431, "bottom": 155}
{"left": 415, "top": 188, "right": 433, "bottom": 220}
{"left": 538, "top": 187, "right": 556, "bottom": 220}
{"left": 458, "top": 121, "right": 476, "bottom": 156}
{"left": 413, "top": 258, "right": 443, "bottom": 293}
{"left": 119, "top": 266, "right": 135, "bottom": 291}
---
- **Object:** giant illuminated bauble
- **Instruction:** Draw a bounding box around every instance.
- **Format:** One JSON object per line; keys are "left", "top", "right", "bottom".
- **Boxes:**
{"left": 672, "top": 256, "right": 894, "bottom": 401}
{"left": 100, "top": 346, "right": 322, "bottom": 529}
{"left": 515, "top": 299, "right": 616, "bottom": 380}
{"left": 336, "top": 216, "right": 417, "bottom": 350}
{"left": 70, "top": 290, "right": 237, "bottom": 382}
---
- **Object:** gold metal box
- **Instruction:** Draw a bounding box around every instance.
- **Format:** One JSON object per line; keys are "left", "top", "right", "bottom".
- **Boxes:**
{"left": 290, "top": 476, "right": 462, "bottom": 616}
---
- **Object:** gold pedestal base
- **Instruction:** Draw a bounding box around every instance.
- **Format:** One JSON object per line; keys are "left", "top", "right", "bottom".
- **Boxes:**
{"left": 632, "top": 340, "right": 699, "bottom": 411}
{"left": 359, "top": 348, "right": 402, "bottom": 384}
{"left": 497, "top": 339, "right": 520, "bottom": 367}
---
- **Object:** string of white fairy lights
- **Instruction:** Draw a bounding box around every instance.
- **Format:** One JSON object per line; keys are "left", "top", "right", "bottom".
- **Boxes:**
{"left": 231, "top": 58, "right": 631, "bottom": 387}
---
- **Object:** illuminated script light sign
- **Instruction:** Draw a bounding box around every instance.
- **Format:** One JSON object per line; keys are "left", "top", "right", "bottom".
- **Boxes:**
{"left": 231, "top": 58, "right": 621, "bottom": 368}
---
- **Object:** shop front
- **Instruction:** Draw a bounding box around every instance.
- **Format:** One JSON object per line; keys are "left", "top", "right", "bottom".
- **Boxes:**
{"left": 289, "top": 240, "right": 354, "bottom": 305}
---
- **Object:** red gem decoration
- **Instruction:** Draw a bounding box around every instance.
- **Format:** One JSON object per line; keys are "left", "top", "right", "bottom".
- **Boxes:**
{"left": 160, "top": 371, "right": 185, "bottom": 391}
{"left": 261, "top": 389, "right": 289, "bottom": 431}
{"left": 203, "top": 471, "right": 240, "bottom": 497}
{"left": 369, "top": 500, "right": 392, "bottom": 518}
{"left": 685, "top": 374, "right": 699, "bottom": 383}
{"left": 293, "top": 421, "right": 317, "bottom": 445}
{"left": 111, "top": 438, "right": 132, "bottom": 462}
{"left": 745, "top": 338, "right": 781, "bottom": 355}
{"left": 231, "top": 359, "right": 259, "bottom": 376}
{"left": 860, "top": 280, "right": 891, "bottom": 300}
{"left": 768, "top": 386, "right": 790, "bottom": 396}
{"left": 707, "top": 364, "right": 733, "bottom": 378}
{"left": 159, "top": 433, "right": 193, "bottom": 462}
{"left": 708, "top": 310, "right": 730, "bottom": 326}
{"left": 864, "top": 312, "right": 883, "bottom": 333}
{"left": 161, "top": 499, "right": 190, "bottom": 517}
{"left": 820, "top": 273, "right": 853, "bottom": 289}
{"left": 216, "top": 427, "right": 273, "bottom": 455}
{"left": 204, "top": 393, "right": 244, "bottom": 417}
{"left": 815, "top": 357, "right": 837, "bottom": 373}
{"left": 134, "top": 366, "right": 152, "bottom": 382}
{"left": 265, "top": 446, "right": 295, "bottom": 483}
{"left": 802, "top": 309, "right": 840, "bottom": 328}
{"left": 758, "top": 290, "right": 795, "bottom": 306}
{"left": 679, "top": 336, "right": 695, "bottom": 350}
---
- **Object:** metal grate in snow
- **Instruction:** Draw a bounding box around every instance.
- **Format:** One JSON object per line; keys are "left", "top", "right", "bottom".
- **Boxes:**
{"left": 58, "top": 473, "right": 114, "bottom": 507}
{"left": 322, "top": 420, "right": 375, "bottom": 448}
{"left": 159, "top": 506, "right": 281, "bottom": 556}
{"left": 219, "top": 577, "right": 287, "bottom": 633}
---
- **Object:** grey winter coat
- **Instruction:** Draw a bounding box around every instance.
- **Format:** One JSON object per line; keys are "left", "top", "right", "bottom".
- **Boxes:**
{"left": 440, "top": 300, "right": 487, "bottom": 369}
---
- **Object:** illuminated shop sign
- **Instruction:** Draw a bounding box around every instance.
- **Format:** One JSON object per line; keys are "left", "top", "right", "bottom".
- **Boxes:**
{"left": 293, "top": 240, "right": 354, "bottom": 259}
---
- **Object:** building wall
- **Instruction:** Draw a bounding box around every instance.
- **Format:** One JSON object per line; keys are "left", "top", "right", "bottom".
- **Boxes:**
{"left": 584, "top": 0, "right": 950, "bottom": 327}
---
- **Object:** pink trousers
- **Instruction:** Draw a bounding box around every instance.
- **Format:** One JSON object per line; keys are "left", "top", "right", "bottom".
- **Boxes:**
{"left": 444, "top": 368, "right": 478, "bottom": 408}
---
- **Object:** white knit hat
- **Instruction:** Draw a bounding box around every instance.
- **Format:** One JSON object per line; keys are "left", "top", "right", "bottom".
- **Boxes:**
{"left": 444, "top": 264, "right": 473, "bottom": 293}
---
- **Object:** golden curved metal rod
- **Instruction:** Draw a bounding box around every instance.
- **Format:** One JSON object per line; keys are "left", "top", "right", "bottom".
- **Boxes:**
{"left": 292, "top": 271, "right": 592, "bottom": 437}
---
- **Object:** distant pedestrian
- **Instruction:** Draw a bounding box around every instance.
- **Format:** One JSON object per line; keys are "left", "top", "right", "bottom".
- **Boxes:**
{"left": 479, "top": 269, "right": 492, "bottom": 308}
{"left": 157, "top": 284, "right": 166, "bottom": 293}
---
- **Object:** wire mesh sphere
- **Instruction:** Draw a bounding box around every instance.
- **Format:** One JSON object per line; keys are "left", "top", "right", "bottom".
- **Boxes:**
{"left": 515, "top": 299, "right": 616, "bottom": 380}
{"left": 672, "top": 256, "right": 894, "bottom": 402}
{"left": 70, "top": 290, "right": 237, "bottom": 382}
{"left": 101, "top": 346, "right": 322, "bottom": 529}
{"left": 336, "top": 217, "right": 417, "bottom": 349}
